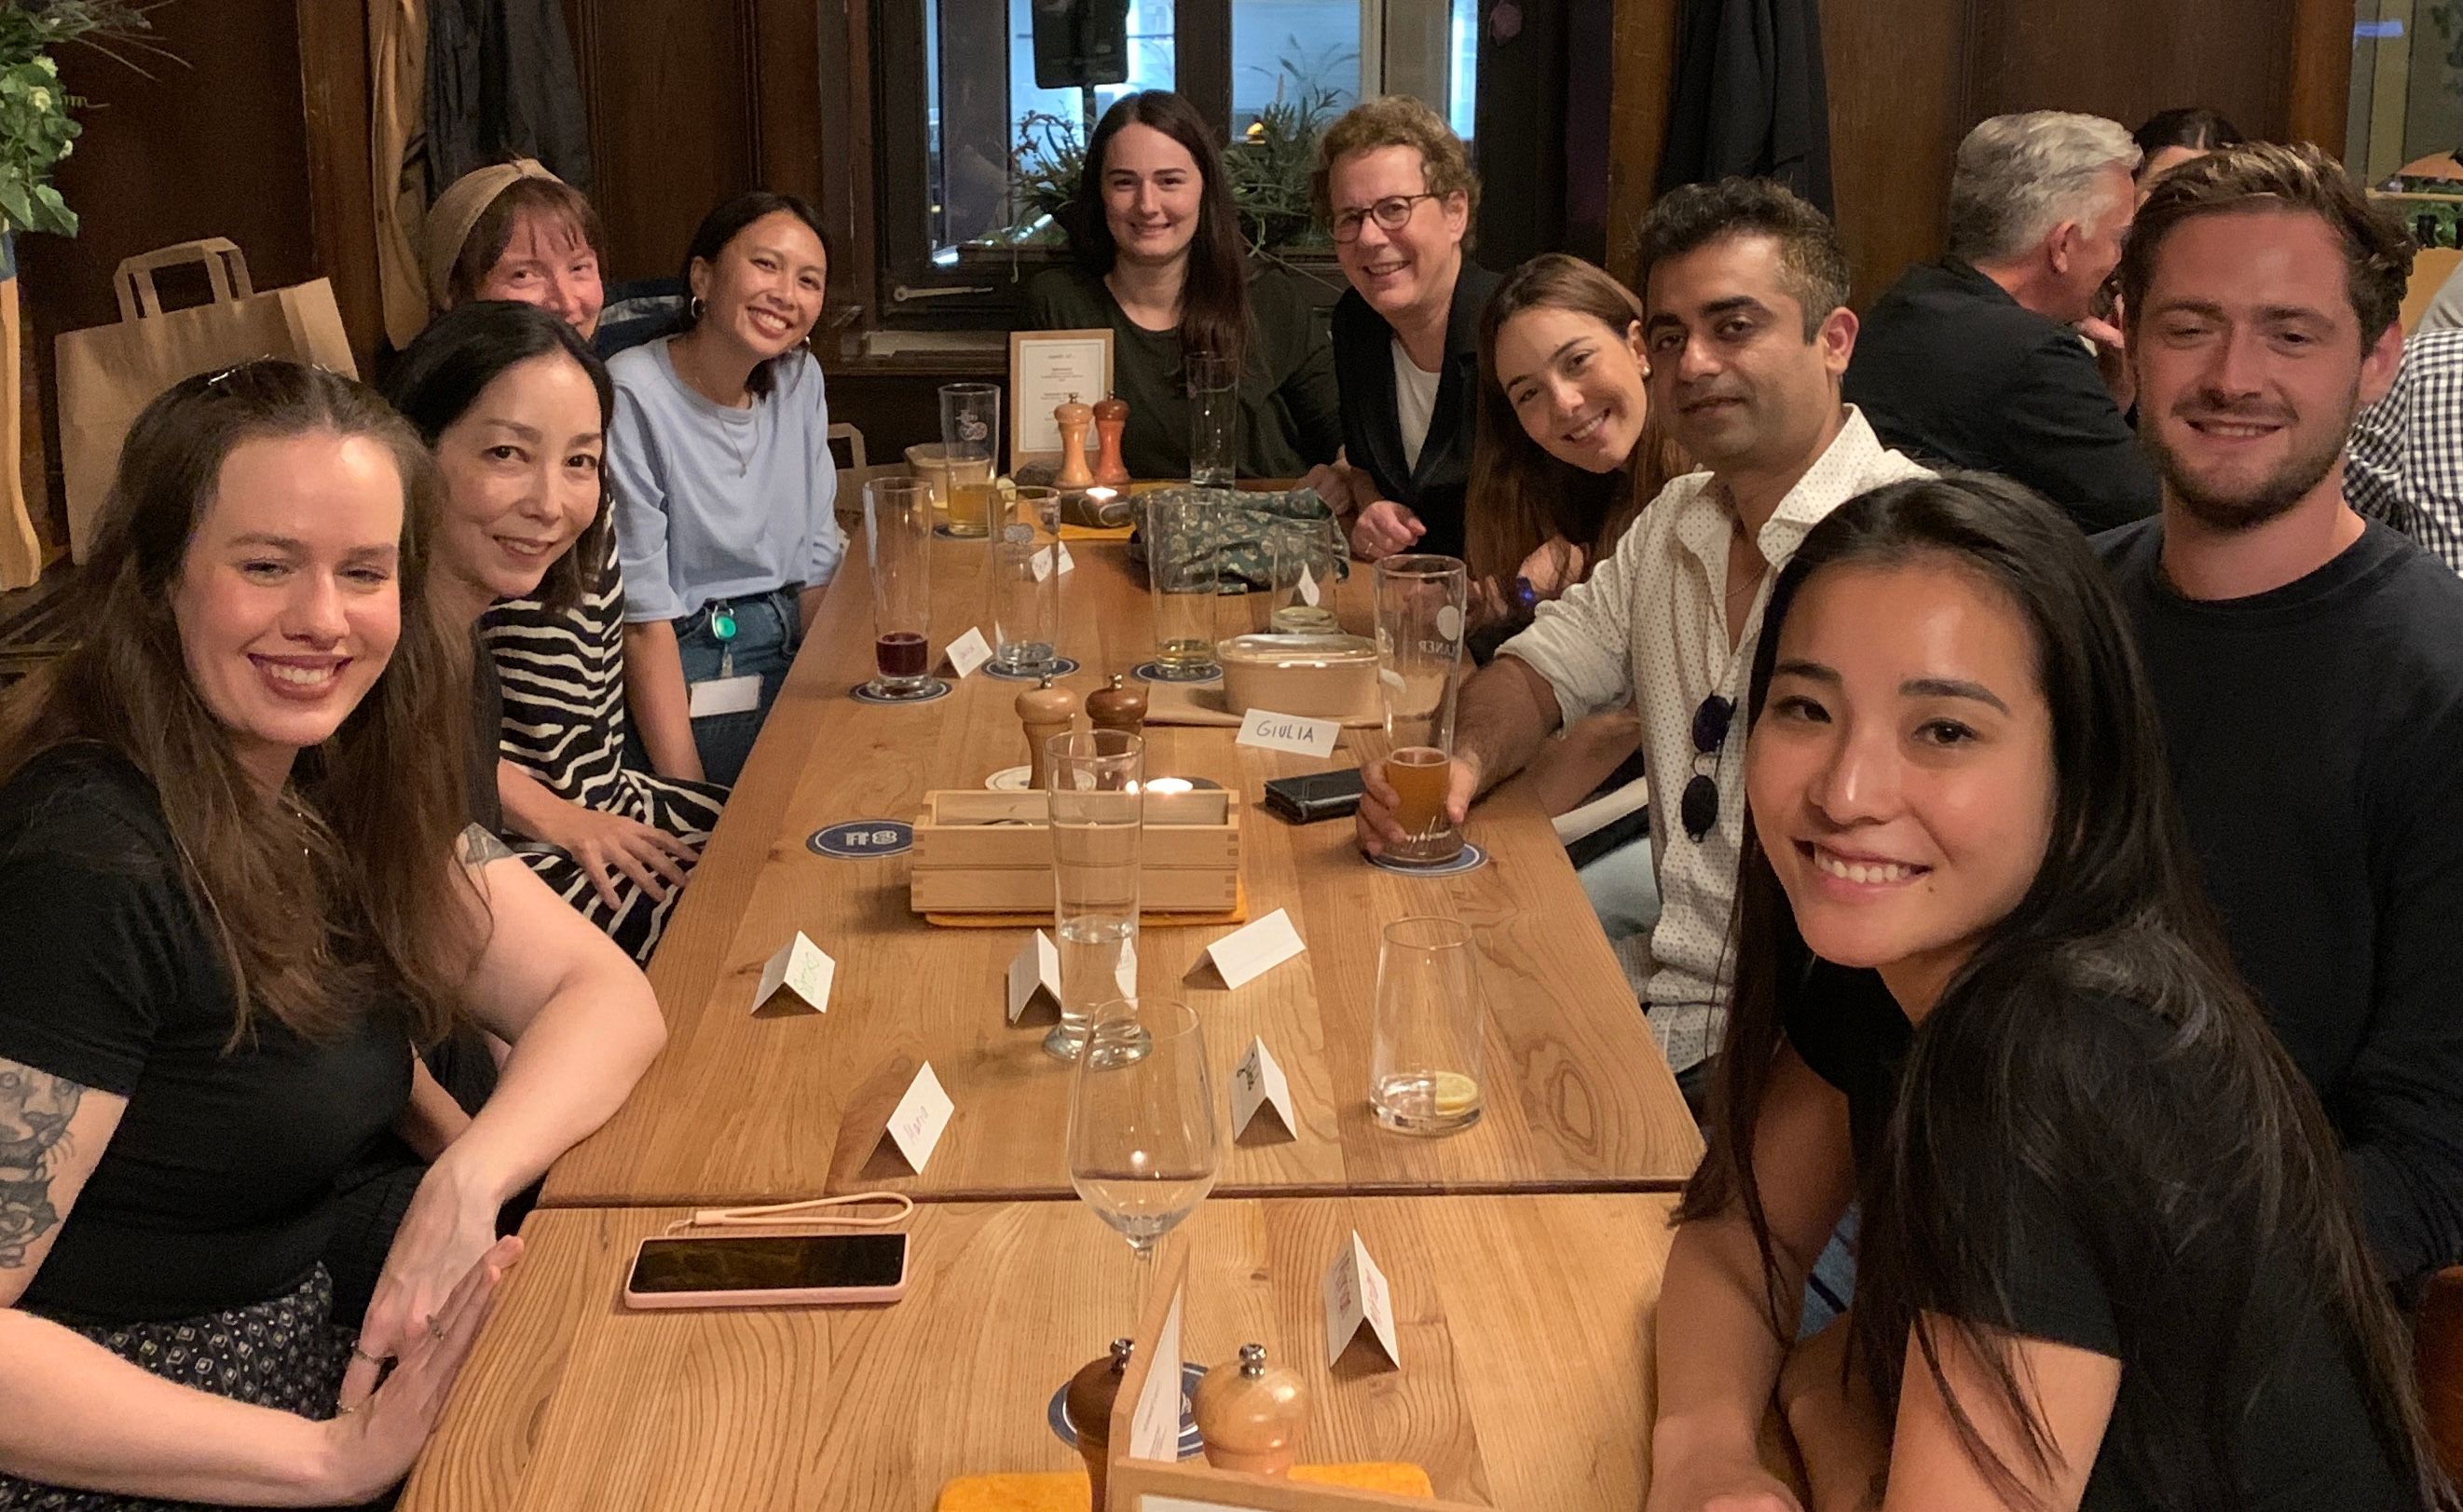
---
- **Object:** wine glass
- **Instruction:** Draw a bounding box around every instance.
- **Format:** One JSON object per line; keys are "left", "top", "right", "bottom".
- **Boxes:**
{"left": 1066, "top": 999, "right": 1221, "bottom": 1259}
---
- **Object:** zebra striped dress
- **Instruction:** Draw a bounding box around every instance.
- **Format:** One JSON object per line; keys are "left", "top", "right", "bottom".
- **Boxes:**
{"left": 479, "top": 529, "right": 729, "bottom": 961}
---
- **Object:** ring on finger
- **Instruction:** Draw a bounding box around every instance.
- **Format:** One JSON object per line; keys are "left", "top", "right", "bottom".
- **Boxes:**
{"left": 349, "top": 1344, "right": 392, "bottom": 1366}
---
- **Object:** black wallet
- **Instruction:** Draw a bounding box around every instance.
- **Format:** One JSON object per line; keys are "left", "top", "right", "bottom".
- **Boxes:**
{"left": 1262, "top": 768, "right": 1365, "bottom": 824}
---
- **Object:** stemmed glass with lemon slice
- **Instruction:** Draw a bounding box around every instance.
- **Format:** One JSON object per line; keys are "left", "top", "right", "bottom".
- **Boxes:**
{"left": 1368, "top": 917, "right": 1486, "bottom": 1134}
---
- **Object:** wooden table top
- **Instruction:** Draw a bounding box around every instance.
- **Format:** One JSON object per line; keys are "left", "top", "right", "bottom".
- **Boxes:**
{"left": 540, "top": 538, "right": 1701, "bottom": 1206}
{"left": 401, "top": 1192, "right": 1674, "bottom": 1511}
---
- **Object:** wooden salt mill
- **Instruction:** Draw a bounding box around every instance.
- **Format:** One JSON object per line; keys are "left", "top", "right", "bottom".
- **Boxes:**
{"left": 1192, "top": 1342, "right": 1307, "bottom": 1477}
{"left": 1054, "top": 394, "right": 1096, "bottom": 490}
{"left": 1019, "top": 674, "right": 1080, "bottom": 789}
{"left": 1086, "top": 673, "right": 1147, "bottom": 741}
{"left": 1066, "top": 1338, "right": 1135, "bottom": 1511}
{"left": 1091, "top": 394, "right": 1132, "bottom": 487}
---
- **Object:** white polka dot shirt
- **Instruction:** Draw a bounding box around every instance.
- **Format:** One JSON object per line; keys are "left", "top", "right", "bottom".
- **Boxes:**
{"left": 1499, "top": 407, "right": 1929, "bottom": 1071}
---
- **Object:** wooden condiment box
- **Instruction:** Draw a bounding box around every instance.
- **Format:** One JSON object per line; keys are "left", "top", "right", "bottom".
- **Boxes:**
{"left": 910, "top": 789, "right": 1241, "bottom": 914}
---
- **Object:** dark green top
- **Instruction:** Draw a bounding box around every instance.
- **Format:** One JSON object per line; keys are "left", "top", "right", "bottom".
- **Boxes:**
{"left": 1020, "top": 263, "right": 1344, "bottom": 481}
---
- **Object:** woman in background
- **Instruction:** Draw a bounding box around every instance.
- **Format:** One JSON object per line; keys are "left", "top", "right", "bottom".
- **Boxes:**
{"left": 1022, "top": 89, "right": 1341, "bottom": 483}
{"left": 609, "top": 191, "right": 843, "bottom": 787}
{"left": 423, "top": 162, "right": 726, "bottom": 961}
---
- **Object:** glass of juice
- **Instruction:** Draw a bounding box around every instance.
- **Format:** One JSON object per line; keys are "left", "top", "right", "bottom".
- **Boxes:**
{"left": 938, "top": 382, "right": 1000, "bottom": 538}
{"left": 1373, "top": 554, "right": 1469, "bottom": 865}
{"left": 1368, "top": 916, "right": 1485, "bottom": 1135}
{"left": 863, "top": 475, "right": 936, "bottom": 698}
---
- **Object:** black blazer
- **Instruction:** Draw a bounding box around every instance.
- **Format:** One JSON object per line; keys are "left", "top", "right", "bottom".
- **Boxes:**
{"left": 1332, "top": 260, "right": 1501, "bottom": 562}
{"left": 1842, "top": 258, "right": 2157, "bottom": 533}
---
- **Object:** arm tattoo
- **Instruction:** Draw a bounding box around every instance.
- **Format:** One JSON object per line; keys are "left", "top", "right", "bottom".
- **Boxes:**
{"left": 0, "top": 1060, "right": 85, "bottom": 1270}
{"left": 457, "top": 824, "right": 516, "bottom": 868}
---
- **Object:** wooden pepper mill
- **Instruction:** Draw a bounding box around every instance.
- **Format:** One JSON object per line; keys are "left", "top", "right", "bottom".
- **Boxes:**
{"left": 1091, "top": 394, "right": 1132, "bottom": 487}
{"left": 1086, "top": 673, "right": 1147, "bottom": 741}
{"left": 1066, "top": 1338, "right": 1135, "bottom": 1511}
{"left": 1192, "top": 1342, "right": 1307, "bottom": 1477}
{"left": 1054, "top": 394, "right": 1096, "bottom": 490}
{"left": 1019, "top": 674, "right": 1080, "bottom": 789}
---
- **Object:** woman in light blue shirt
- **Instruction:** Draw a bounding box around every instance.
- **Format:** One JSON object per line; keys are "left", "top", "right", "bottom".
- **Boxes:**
{"left": 609, "top": 191, "right": 845, "bottom": 786}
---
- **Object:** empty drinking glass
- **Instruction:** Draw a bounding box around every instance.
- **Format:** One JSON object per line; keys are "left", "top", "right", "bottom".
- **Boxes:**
{"left": 1368, "top": 917, "right": 1485, "bottom": 1135}
{"left": 989, "top": 484, "right": 1062, "bottom": 675}
{"left": 1374, "top": 554, "right": 1470, "bottom": 865}
{"left": 1266, "top": 518, "right": 1343, "bottom": 636}
{"left": 1185, "top": 353, "right": 1237, "bottom": 488}
{"left": 1068, "top": 998, "right": 1221, "bottom": 1256}
{"left": 938, "top": 382, "right": 1001, "bottom": 538}
{"left": 1143, "top": 486, "right": 1222, "bottom": 680}
{"left": 863, "top": 475, "right": 936, "bottom": 698}
{"left": 1046, "top": 729, "right": 1143, "bottom": 1062}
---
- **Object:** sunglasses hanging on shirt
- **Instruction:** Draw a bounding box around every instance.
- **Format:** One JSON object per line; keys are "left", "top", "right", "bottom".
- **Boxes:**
{"left": 1679, "top": 694, "right": 1734, "bottom": 842}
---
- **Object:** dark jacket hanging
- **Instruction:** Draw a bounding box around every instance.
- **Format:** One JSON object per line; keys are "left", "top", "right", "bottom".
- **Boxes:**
{"left": 427, "top": 0, "right": 595, "bottom": 197}
{"left": 1653, "top": 0, "right": 1833, "bottom": 214}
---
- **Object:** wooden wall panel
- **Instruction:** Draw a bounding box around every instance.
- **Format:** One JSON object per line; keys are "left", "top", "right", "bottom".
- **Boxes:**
{"left": 1961, "top": 0, "right": 2292, "bottom": 142}
{"left": 1822, "top": 0, "right": 1966, "bottom": 306}
{"left": 567, "top": 0, "right": 759, "bottom": 280}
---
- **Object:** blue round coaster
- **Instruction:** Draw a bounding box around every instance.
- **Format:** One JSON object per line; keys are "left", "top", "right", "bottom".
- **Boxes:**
{"left": 1047, "top": 1362, "right": 1207, "bottom": 1458}
{"left": 850, "top": 677, "right": 952, "bottom": 705}
{"left": 807, "top": 820, "right": 914, "bottom": 859}
{"left": 981, "top": 656, "right": 1083, "bottom": 681}
{"left": 1132, "top": 659, "right": 1221, "bottom": 684}
{"left": 1369, "top": 841, "right": 1489, "bottom": 877}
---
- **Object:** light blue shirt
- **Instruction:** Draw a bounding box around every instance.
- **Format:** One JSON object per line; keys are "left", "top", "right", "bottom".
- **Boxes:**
{"left": 607, "top": 336, "right": 845, "bottom": 623}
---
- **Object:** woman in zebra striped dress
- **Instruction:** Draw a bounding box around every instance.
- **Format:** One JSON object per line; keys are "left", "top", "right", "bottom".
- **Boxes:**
{"left": 418, "top": 163, "right": 727, "bottom": 961}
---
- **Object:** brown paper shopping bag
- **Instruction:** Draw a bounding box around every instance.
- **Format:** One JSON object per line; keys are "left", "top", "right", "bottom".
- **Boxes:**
{"left": 55, "top": 238, "right": 358, "bottom": 561}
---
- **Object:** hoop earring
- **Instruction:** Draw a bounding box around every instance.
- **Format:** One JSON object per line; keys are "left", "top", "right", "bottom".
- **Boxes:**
{"left": 689, "top": 295, "right": 706, "bottom": 321}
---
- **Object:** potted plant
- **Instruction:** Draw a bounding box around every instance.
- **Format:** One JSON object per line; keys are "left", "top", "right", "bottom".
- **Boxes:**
{"left": 0, "top": 0, "right": 167, "bottom": 249}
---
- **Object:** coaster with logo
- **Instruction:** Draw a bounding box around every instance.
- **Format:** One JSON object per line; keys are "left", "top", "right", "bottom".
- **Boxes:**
{"left": 1367, "top": 842, "right": 1489, "bottom": 878}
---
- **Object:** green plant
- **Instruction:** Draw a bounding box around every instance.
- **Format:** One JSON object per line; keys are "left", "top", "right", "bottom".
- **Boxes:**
{"left": 1225, "top": 43, "right": 1354, "bottom": 253}
{"left": 0, "top": 1, "right": 171, "bottom": 237}
{"left": 999, "top": 107, "right": 1087, "bottom": 248}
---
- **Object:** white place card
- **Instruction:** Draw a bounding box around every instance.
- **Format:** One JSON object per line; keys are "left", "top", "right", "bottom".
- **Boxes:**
{"left": 883, "top": 1062, "right": 954, "bottom": 1172}
{"left": 1322, "top": 1230, "right": 1401, "bottom": 1368}
{"left": 1006, "top": 929, "right": 1061, "bottom": 1024}
{"left": 1230, "top": 1035, "right": 1296, "bottom": 1140}
{"left": 750, "top": 932, "right": 834, "bottom": 1016}
{"left": 1031, "top": 541, "right": 1079, "bottom": 582}
{"left": 945, "top": 625, "right": 993, "bottom": 679}
{"left": 1236, "top": 707, "right": 1340, "bottom": 758}
{"left": 1192, "top": 907, "right": 1305, "bottom": 991}
{"left": 1128, "top": 1279, "right": 1187, "bottom": 1462}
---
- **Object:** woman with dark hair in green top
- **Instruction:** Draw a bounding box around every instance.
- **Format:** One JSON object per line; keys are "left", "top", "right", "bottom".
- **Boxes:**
{"left": 1021, "top": 90, "right": 1342, "bottom": 483}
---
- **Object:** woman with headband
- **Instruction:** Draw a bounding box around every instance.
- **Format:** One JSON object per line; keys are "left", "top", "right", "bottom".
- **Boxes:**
{"left": 422, "top": 160, "right": 726, "bottom": 962}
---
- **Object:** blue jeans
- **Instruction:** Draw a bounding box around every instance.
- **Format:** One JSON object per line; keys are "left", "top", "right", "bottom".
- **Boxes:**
{"left": 673, "top": 588, "right": 800, "bottom": 786}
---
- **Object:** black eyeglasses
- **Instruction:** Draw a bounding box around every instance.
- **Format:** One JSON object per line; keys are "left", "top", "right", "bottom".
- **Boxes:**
{"left": 1678, "top": 694, "right": 1734, "bottom": 842}
{"left": 1330, "top": 193, "right": 1439, "bottom": 243}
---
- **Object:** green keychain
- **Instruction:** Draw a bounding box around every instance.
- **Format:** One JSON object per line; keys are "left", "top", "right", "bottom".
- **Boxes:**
{"left": 711, "top": 604, "right": 738, "bottom": 679}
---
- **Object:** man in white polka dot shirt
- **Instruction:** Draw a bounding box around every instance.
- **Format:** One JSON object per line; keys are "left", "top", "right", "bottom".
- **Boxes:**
{"left": 1359, "top": 180, "right": 1928, "bottom": 1097}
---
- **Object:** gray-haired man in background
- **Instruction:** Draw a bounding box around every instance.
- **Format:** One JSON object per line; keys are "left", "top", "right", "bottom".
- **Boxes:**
{"left": 1843, "top": 111, "right": 2157, "bottom": 530}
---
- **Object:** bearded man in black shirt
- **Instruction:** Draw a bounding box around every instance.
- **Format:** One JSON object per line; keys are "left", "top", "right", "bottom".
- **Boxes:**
{"left": 2097, "top": 142, "right": 2463, "bottom": 1300}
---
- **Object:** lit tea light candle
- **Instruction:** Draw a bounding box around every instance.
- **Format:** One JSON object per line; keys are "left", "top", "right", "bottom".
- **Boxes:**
{"left": 1081, "top": 485, "right": 1128, "bottom": 527}
{"left": 1147, "top": 777, "right": 1195, "bottom": 796}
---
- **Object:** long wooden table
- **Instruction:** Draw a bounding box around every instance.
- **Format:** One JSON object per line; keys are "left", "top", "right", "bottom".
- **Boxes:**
{"left": 401, "top": 1193, "right": 1675, "bottom": 1511}
{"left": 540, "top": 538, "right": 1700, "bottom": 1206}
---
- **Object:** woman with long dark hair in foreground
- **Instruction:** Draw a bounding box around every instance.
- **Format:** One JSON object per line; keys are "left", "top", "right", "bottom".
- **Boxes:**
{"left": 1648, "top": 473, "right": 2450, "bottom": 1511}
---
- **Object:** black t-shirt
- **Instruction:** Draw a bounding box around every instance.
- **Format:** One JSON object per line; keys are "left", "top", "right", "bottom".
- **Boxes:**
{"left": 0, "top": 744, "right": 411, "bottom": 1323}
{"left": 1786, "top": 968, "right": 2415, "bottom": 1510}
{"left": 2100, "top": 518, "right": 2463, "bottom": 1288}
{"left": 1329, "top": 261, "right": 1500, "bottom": 562}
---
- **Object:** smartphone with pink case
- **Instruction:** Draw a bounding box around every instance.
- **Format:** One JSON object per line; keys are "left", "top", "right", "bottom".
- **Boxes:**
{"left": 621, "top": 1231, "right": 910, "bottom": 1309}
